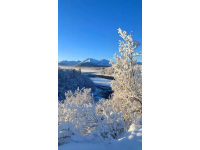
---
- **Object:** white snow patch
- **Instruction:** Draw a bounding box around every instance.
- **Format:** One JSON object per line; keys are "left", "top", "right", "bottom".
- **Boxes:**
{"left": 128, "top": 135, "right": 134, "bottom": 140}
{"left": 128, "top": 124, "right": 136, "bottom": 132}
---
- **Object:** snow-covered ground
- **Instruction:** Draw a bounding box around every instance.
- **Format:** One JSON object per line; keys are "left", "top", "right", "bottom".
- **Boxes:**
{"left": 58, "top": 125, "right": 142, "bottom": 150}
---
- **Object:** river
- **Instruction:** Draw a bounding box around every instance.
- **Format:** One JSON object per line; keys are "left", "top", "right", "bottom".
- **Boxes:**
{"left": 82, "top": 70, "right": 114, "bottom": 101}
{"left": 58, "top": 66, "right": 114, "bottom": 101}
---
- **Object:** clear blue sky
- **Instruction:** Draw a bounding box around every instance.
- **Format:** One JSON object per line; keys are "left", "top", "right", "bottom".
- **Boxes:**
{"left": 58, "top": 0, "right": 142, "bottom": 62}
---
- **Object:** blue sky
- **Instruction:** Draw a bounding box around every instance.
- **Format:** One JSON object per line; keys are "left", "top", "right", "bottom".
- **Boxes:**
{"left": 58, "top": 0, "right": 142, "bottom": 62}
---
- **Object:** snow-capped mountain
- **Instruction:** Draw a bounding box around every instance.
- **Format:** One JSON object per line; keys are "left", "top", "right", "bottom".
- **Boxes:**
{"left": 58, "top": 58, "right": 111, "bottom": 67}
{"left": 58, "top": 60, "right": 81, "bottom": 66}
{"left": 75, "top": 58, "right": 111, "bottom": 67}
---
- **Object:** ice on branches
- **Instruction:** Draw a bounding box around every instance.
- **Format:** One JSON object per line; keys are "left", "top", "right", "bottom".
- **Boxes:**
{"left": 110, "top": 28, "right": 142, "bottom": 129}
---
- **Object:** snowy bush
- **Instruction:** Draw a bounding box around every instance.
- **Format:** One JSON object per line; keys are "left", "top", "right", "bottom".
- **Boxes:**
{"left": 110, "top": 28, "right": 142, "bottom": 129}
{"left": 58, "top": 68, "right": 95, "bottom": 100}
{"left": 58, "top": 88, "right": 125, "bottom": 145}
{"left": 96, "top": 99, "right": 125, "bottom": 139}
{"left": 58, "top": 88, "right": 94, "bottom": 145}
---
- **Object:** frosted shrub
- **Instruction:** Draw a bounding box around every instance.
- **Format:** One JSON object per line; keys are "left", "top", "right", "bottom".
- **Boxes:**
{"left": 96, "top": 99, "right": 125, "bottom": 139}
{"left": 58, "top": 88, "right": 125, "bottom": 145}
{"left": 58, "top": 88, "right": 95, "bottom": 145}
{"left": 58, "top": 88, "right": 94, "bottom": 135}
{"left": 110, "top": 28, "right": 142, "bottom": 129}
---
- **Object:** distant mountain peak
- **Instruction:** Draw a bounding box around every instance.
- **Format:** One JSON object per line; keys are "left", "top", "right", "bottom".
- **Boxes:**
{"left": 58, "top": 58, "right": 111, "bottom": 67}
{"left": 75, "top": 58, "right": 111, "bottom": 67}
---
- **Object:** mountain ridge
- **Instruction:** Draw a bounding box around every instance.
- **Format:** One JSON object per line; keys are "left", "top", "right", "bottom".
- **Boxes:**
{"left": 58, "top": 58, "right": 142, "bottom": 67}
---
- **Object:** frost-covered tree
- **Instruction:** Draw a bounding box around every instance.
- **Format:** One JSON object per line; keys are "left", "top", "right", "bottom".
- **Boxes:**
{"left": 110, "top": 28, "right": 142, "bottom": 128}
